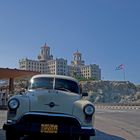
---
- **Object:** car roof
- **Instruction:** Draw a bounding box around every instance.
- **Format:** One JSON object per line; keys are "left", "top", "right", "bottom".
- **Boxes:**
{"left": 31, "top": 74, "right": 78, "bottom": 83}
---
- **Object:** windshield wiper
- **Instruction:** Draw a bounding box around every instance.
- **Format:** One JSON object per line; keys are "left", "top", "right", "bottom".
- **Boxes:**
{"left": 55, "top": 87, "right": 71, "bottom": 92}
{"left": 31, "top": 87, "right": 52, "bottom": 90}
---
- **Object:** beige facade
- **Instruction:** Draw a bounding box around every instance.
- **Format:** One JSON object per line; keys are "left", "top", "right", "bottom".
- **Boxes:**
{"left": 19, "top": 43, "right": 101, "bottom": 80}
{"left": 19, "top": 44, "right": 67, "bottom": 76}
{"left": 80, "top": 64, "right": 101, "bottom": 80}
{"left": 68, "top": 51, "right": 101, "bottom": 80}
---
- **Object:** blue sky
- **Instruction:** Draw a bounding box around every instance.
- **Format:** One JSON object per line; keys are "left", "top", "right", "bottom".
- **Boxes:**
{"left": 0, "top": 0, "right": 140, "bottom": 84}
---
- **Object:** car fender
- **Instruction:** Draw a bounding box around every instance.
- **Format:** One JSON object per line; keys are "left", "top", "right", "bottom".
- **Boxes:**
{"left": 7, "top": 94, "right": 30, "bottom": 121}
{"left": 72, "top": 99, "right": 95, "bottom": 126}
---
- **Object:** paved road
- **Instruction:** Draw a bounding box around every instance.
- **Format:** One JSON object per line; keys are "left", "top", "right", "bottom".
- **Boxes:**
{"left": 95, "top": 108, "right": 140, "bottom": 140}
{"left": 0, "top": 109, "right": 140, "bottom": 140}
{"left": 0, "top": 110, "right": 6, "bottom": 140}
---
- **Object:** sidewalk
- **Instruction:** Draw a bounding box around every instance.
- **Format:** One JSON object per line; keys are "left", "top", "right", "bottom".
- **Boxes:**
{"left": 0, "top": 110, "right": 7, "bottom": 129}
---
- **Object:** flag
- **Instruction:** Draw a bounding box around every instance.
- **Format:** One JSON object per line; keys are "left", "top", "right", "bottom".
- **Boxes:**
{"left": 115, "top": 64, "right": 125, "bottom": 70}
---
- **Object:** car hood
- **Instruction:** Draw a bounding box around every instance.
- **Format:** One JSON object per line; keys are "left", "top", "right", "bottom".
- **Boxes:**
{"left": 27, "top": 89, "right": 80, "bottom": 115}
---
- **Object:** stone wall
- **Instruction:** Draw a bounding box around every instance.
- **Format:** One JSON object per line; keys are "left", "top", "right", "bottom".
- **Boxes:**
{"left": 80, "top": 80, "right": 140, "bottom": 103}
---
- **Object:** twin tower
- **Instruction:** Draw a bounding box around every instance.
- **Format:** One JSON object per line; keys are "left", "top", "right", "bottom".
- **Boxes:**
{"left": 38, "top": 43, "right": 85, "bottom": 67}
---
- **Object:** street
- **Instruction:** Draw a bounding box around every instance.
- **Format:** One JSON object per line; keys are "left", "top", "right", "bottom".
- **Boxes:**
{"left": 95, "top": 108, "right": 140, "bottom": 140}
{"left": 0, "top": 108, "right": 140, "bottom": 140}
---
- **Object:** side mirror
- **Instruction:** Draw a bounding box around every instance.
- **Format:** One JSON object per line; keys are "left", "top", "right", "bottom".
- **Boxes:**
{"left": 82, "top": 92, "right": 88, "bottom": 97}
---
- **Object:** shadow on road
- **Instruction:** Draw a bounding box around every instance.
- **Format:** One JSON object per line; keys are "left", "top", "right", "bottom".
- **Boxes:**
{"left": 95, "top": 129, "right": 126, "bottom": 140}
{"left": 0, "top": 129, "right": 126, "bottom": 140}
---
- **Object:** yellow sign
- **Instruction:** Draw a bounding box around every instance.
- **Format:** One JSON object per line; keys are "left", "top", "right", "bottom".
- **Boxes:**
{"left": 41, "top": 124, "right": 58, "bottom": 134}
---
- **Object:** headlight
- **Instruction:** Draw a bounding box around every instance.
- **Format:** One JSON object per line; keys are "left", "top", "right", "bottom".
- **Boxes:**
{"left": 8, "top": 98, "right": 19, "bottom": 110}
{"left": 84, "top": 105, "right": 95, "bottom": 116}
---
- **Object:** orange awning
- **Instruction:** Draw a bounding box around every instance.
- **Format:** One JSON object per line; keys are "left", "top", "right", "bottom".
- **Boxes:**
{"left": 0, "top": 67, "right": 40, "bottom": 79}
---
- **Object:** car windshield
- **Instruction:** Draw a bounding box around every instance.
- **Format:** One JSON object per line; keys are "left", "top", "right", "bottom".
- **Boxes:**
{"left": 55, "top": 78, "right": 80, "bottom": 94}
{"left": 28, "top": 77, "right": 53, "bottom": 90}
{"left": 28, "top": 77, "right": 80, "bottom": 94}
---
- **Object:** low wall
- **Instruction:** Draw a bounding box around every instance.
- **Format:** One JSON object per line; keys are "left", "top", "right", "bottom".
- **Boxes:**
{"left": 95, "top": 103, "right": 140, "bottom": 110}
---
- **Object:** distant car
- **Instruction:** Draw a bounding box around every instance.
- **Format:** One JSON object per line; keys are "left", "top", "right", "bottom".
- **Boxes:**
{"left": 3, "top": 74, "right": 96, "bottom": 140}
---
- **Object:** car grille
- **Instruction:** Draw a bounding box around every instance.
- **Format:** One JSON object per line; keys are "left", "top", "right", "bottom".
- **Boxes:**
{"left": 18, "top": 112, "right": 81, "bottom": 134}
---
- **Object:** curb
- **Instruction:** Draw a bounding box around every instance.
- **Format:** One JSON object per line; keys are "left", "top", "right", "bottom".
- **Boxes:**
{"left": 95, "top": 105, "right": 140, "bottom": 110}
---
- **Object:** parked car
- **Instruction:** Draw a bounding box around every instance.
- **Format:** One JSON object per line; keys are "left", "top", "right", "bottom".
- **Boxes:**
{"left": 3, "top": 74, "right": 96, "bottom": 140}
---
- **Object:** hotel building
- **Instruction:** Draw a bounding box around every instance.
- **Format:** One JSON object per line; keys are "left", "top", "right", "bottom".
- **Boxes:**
{"left": 19, "top": 43, "right": 101, "bottom": 80}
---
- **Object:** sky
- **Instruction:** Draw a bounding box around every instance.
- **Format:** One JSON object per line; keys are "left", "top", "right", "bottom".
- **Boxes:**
{"left": 0, "top": 0, "right": 140, "bottom": 84}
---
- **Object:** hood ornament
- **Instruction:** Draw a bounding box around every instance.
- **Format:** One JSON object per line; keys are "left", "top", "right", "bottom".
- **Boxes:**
{"left": 45, "top": 102, "right": 59, "bottom": 108}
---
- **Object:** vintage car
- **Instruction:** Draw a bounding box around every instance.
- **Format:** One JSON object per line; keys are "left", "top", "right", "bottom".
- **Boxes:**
{"left": 3, "top": 74, "right": 96, "bottom": 140}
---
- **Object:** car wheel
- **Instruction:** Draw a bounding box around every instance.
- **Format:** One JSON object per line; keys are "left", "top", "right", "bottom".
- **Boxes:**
{"left": 6, "top": 131, "right": 20, "bottom": 140}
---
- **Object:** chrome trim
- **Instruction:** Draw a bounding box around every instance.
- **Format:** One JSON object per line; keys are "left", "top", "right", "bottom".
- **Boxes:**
{"left": 44, "top": 102, "right": 60, "bottom": 108}
{"left": 7, "top": 120, "right": 17, "bottom": 124}
{"left": 24, "top": 112, "right": 81, "bottom": 124}
{"left": 81, "top": 126, "right": 94, "bottom": 130}
{"left": 7, "top": 120, "right": 13, "bottom": 123}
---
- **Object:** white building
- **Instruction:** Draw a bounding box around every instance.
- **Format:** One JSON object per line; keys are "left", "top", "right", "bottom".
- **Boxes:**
{"left": 19, "top": 43, "right": 101, "bottom": 80}
{"left": 80, "top": 64, "right": 101, "bottom": 80}
{"left": 19, "top": 43, "right": 67, "bottom": 76}
{"left": 69, "top": 50, "right": 101, "bottom": 80}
